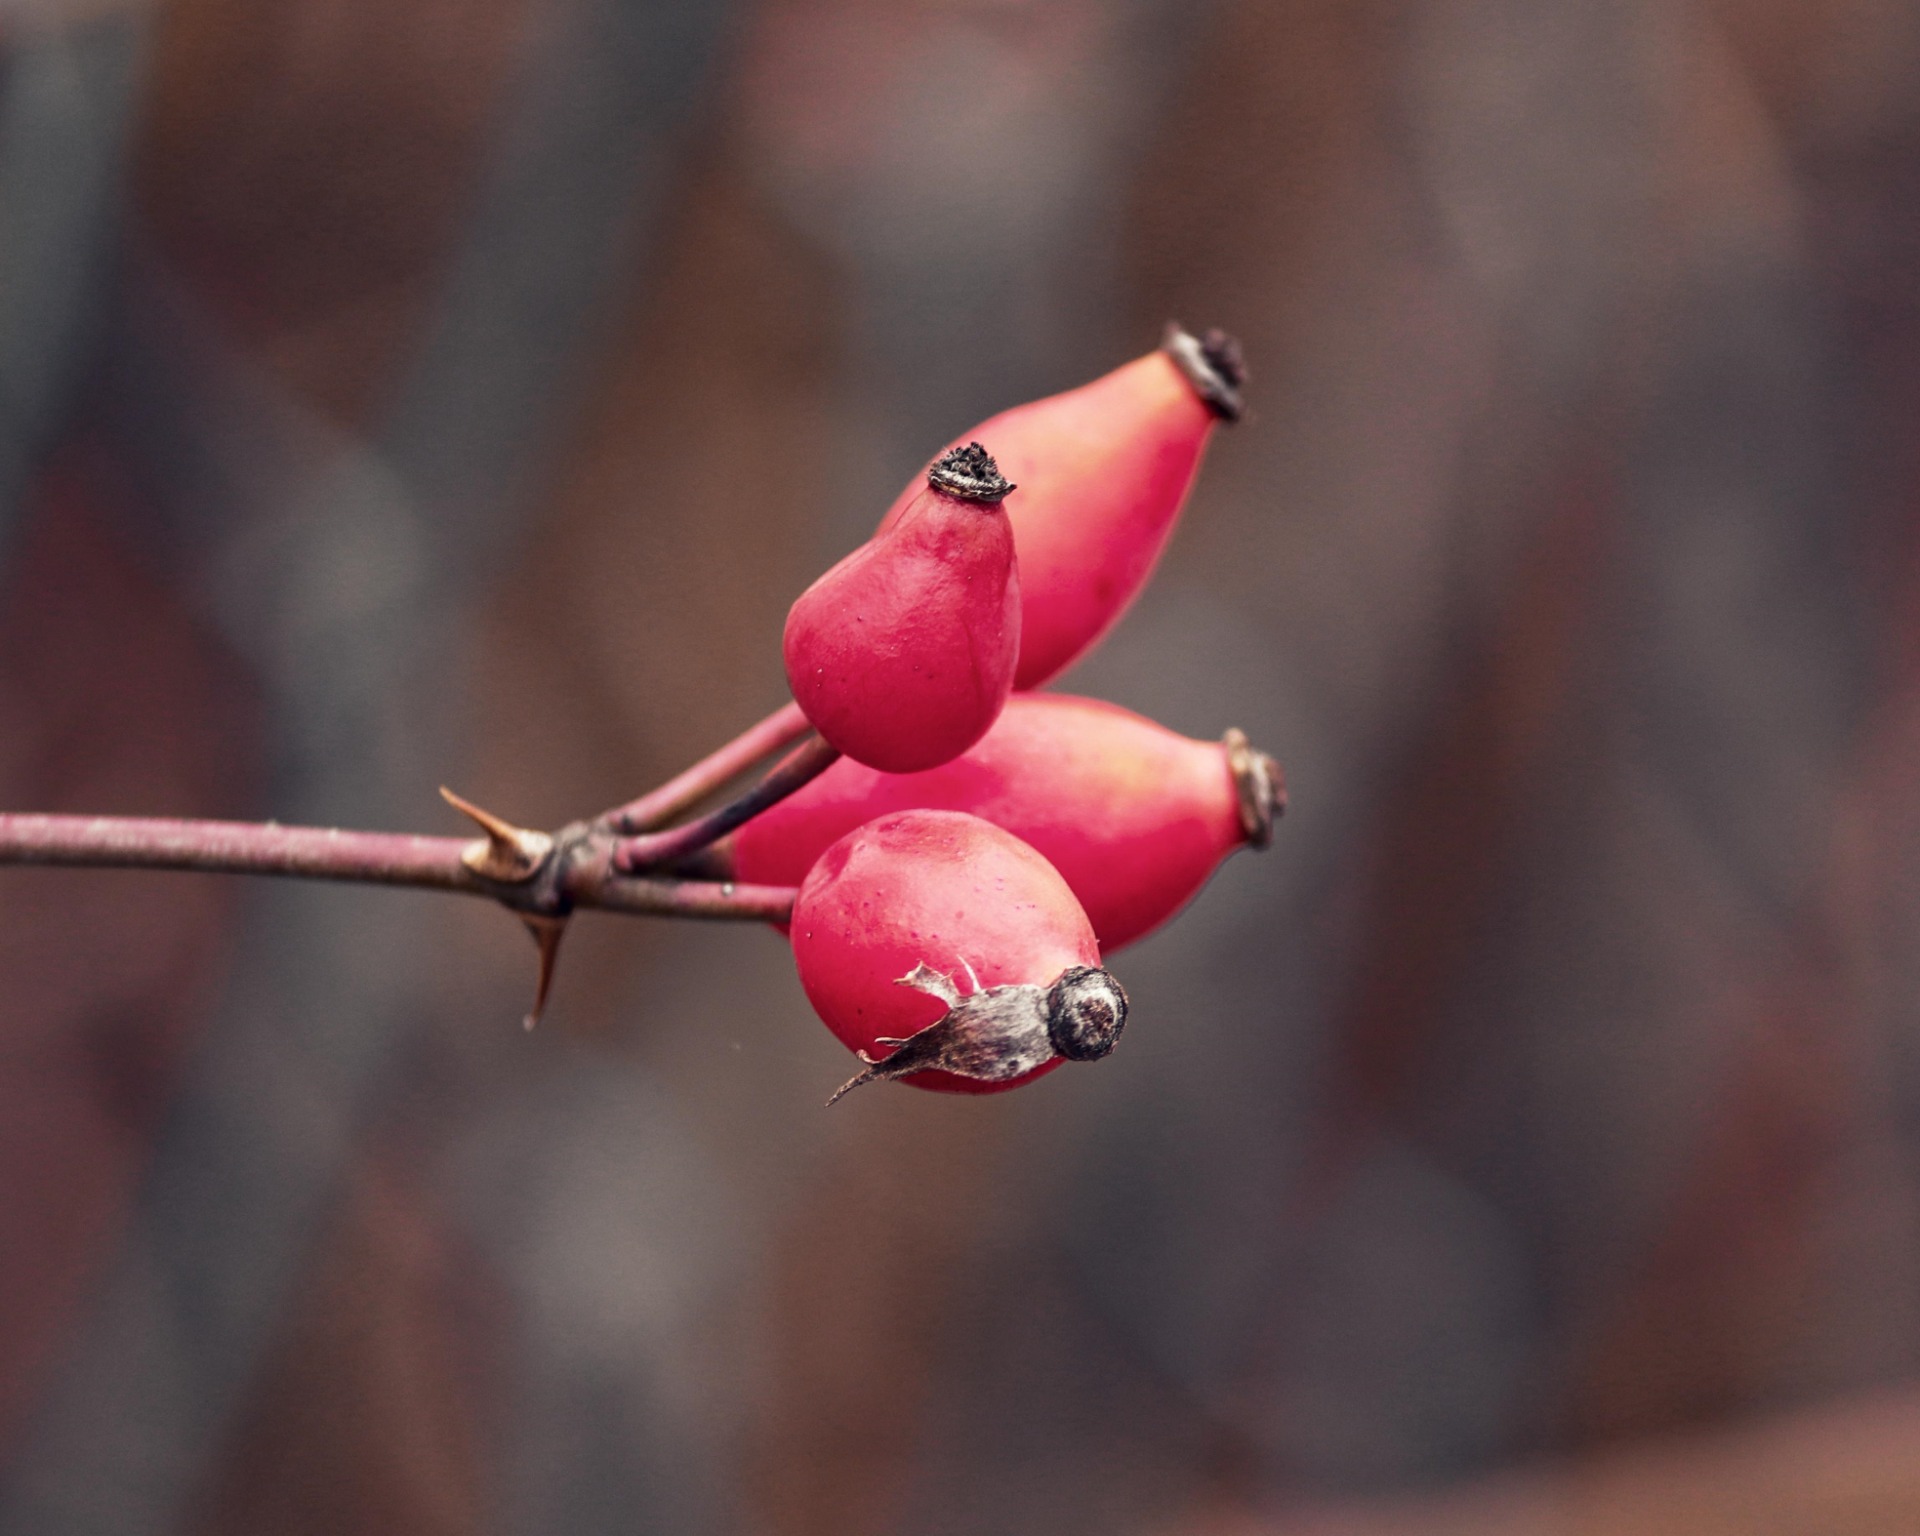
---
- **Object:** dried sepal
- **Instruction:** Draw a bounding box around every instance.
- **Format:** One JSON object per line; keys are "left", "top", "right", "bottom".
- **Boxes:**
{"left": 1161, "top": 323, "right": 1248, "bottom": 422}
{"left": 927, "top": 441, "right": 1015, "bottom": 502}
{"left": 1223, "top": 727, "right": 1287, "bottom": 849}
{"left": 825, "top": 958, "right": 1127, "bottom": 1105}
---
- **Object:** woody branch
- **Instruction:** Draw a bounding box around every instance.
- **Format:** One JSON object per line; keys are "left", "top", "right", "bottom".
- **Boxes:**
{"left": 0, "top": 701, "right": 837, "bottom": 926}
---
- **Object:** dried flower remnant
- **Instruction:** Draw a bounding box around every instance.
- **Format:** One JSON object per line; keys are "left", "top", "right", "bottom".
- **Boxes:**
{"left": 827, "top": 960, "right": 1125, "bottom": 1104}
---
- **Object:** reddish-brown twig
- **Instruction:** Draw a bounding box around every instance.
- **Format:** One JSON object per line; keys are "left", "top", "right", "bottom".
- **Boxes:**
{"left": 0, "top": 814, "right": 477, "bottom": 888}
{"left": 0, "top": 812, "right": 795, "bottom": 923}
{"left": 0, "top": 702, "right": 838, "bottom": 1026}
{"left": 611, "top": 735, "right": 841, "bottom": 874}
{"left": 599, "top": 700, "right": 813, "bottom": 834}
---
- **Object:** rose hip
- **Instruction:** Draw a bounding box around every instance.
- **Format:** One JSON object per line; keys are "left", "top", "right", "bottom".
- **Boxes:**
{"left": 877, "top": 326, "right": 1244, "bottom": 690}
{"left": 735, "top": 693, "right": 1284, "bottom": 951}
{"left": 784, "top": 442, "right": 1019, "bottom": 773}
{"left": 790, "top": 809, "right": 1127, "bottom": 1102}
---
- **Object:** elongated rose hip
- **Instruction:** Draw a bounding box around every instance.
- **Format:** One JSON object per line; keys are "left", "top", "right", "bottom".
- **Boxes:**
{"left": 792, "top": 809, "right": 1127, "bottom": 1102}
{"left": 785, "top": 443, "right": 1020, "bottom": 773}
{"left": 877, "top": 325, "right": 1244, "bottom": 689}
{"left": 734, "top": 693, "right": 1284, "bottom": 951}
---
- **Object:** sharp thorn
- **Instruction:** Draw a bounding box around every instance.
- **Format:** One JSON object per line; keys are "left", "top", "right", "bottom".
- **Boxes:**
{"left": 440, "top": 785, "right": 520, "bottom": 843}
{"left": 521, "top": 916, "right": 566, "bottom": 1030}
{"left": 441, "top": 786, "right": 553, "bottom": 881}
{"left": 825, "top": 1067, "right": 878, "bottom": 1107}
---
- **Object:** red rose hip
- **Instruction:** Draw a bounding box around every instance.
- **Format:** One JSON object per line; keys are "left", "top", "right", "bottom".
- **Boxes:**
{"left": 877, "top": 325, "right": 1244, "bottom": 689}
{"left": 791, "top": 809, "right": 1127, "bottom": 1103}
{"left": 784, "top": 443, "right": 1020, "bottom": 772}
{"left": 735, "top": 693, "right": 1285, "bottom": 951}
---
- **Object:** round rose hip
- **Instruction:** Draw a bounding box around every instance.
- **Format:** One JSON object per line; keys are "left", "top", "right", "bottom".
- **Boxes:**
{"left": 877, "top": 325, "right": 1244, "bottom": 690}
{"left": 792, "top": 809, "right": 1126, "bottom": 1103}
{"left": 784, "top": 443, "right": 1020, "bottom": 773}
{"left": 737, "top": 694, "right": 1284, "bottom": 952}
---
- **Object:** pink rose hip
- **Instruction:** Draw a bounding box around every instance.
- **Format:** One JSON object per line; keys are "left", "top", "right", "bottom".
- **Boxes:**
{"left": 877, "top": 325, "right": 1244, "bottom": 689}
{"left": 784, "top": 443, "right": 1020, "bottom": 773}
{"left": 736, "top": 694, "right": 1284, "bottom": 951}
{"left": 791, "top": 809, "right": 1127, "bottom": 1103}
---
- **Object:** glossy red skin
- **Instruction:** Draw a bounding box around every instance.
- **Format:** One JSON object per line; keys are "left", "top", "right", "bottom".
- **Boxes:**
{"left": 785, "top": 482, "right": 1019, "bottom": 773}
{"left": 878, "top": 351, "right": 1215, "bottom": 690}
{"left": 791, "top": 809, "right": 1098, "bottom": 1095}
{"left": 740, "top": 693, "right": 1244, "bottom": 952}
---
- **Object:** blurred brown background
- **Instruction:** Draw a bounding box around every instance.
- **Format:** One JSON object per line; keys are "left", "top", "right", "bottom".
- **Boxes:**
{"left": 5, "top": 0, "right": 1920, "bottom": 1531}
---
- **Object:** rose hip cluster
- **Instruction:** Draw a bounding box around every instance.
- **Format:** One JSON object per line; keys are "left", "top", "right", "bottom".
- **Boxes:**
{"left": 762, "top": 324, "right": 1282, "bottom": 1104}
{"left": 0, "top": 327, "right": 1279, "bottom": 1096}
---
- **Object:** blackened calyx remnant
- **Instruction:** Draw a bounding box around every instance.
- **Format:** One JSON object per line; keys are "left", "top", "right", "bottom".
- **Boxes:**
{"left": 1163, "top": 323, "right": 1247, "bottom": 422}
{"left": 928, "top": 441, "right": 1015, "bottom": 502}
{"left": 825, "top": 959, "right": 1128, "bottom": 1105}
{"left": 1223, "top": 727, "right": 1286, "bottom": 849}
{"left": 1044, "top": 965, "right": 1127, "bottom": 1060}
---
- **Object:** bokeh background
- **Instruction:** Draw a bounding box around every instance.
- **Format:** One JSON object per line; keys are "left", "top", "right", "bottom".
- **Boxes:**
{"left": 5, "top": 0, "right": 1920, "bottom": 1531}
